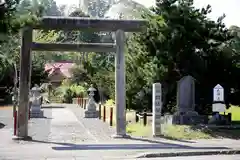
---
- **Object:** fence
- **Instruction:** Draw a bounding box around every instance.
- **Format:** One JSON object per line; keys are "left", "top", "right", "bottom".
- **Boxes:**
{"left": 98, "top": 104, "right": 114, "bottom": 126}
{"left": 72, "top": 97, "right": 88, "bottom": 109}
{"left": 135, "top": 112, "right": 152, "bottom": 126}
{"left": 73, "top": 98, "right": 114, "bottom": 127}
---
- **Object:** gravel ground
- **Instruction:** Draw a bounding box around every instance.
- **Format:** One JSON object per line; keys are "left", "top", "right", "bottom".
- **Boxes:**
{"left": 67, "top": 104, "right": 115, "bottom": 142}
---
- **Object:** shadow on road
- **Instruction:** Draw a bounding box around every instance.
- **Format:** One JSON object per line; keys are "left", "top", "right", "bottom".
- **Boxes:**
{"left": 41, "top": 106, "right": 65, "bottom": 109}
{"left": 0, "top": 122, "right": 5, "bottom": 129}
{"left": 26, "top": 139, "right": 229, "bottom": 151}
{"left": 128, "top": 136, "right": 195, "bottom": 144}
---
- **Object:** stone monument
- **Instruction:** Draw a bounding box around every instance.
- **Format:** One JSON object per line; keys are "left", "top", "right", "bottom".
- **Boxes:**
{"left": 84, "top": 85, "right": 99, "bottom": 118}
{"left": 152, "top": 83, "right": 162, "bottom": 137}
{"left": 209, "top": 84, "right": 228, "bottom": 125}
{"left": 30, "top": 85, "right": 43, "bottom": 118}
{"left": 172, "top": 75, "right": 202, "bottom": 125}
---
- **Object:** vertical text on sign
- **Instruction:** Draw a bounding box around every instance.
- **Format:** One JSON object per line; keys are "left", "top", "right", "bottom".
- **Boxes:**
{"left": 152, "top": 83, "right": 162, "bottom": 136}
{"left": 213, "top": 84, "right": 224, "bottom": 102}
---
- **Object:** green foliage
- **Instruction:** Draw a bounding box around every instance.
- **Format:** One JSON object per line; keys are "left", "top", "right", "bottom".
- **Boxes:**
{"left": 69, "top": 84, "right": 86, "bottom": 97}
{"left": 2, "top": 0, "right": 240, "bottom": 114}
{"left": 57, "top": 9, "right": 100, "bottom": 43}
{"left": 0, "top": 0, "right": 19, "bottom": 34}
{"left": 70, "top": 65, "right": 91, "bottom": 84}
{"left": 123, "top": 0, "right": 240, "bottom": 113}
{"left": 55, "top": 81, "right": 87, "bottom": 103}
{"left": 105, "top": 99, "right": 115, "bottom": 106}
{"left": 62, "top": 88, "right": 74, "bottom": 103}
{"left": 0, "top": 0, "right": 59, "bottom": 102}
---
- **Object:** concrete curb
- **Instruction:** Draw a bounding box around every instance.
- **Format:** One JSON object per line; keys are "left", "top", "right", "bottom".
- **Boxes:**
{"left": 136, "top": 149, "right": 240, "bottom": 158}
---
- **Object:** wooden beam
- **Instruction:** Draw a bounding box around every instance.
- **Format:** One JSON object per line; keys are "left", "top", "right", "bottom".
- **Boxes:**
{"left": 32, "top": 42, "right": 116, "bottom": 52}
{"left": 34, "top": 16, "right": 147, "bottom": 32}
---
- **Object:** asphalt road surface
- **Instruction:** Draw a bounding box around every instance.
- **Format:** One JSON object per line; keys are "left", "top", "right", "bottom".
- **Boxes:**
{"left": 139, "top": 155, "right": 240, "bottom": 160}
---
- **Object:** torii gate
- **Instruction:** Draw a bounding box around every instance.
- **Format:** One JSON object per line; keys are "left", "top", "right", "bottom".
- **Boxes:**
{"left": 17, "top": 16, "right": 147, "bottom": 139}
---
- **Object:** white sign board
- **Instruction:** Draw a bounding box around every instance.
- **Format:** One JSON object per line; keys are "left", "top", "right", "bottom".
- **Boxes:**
{"left": 213, "top": 84, "right": 224, "bottom": 102}
{"left": 152, "top": 83, "right": 162, "bottom": 137}
{"left": 212, "top": 103, "right": 226, "bottom": 112}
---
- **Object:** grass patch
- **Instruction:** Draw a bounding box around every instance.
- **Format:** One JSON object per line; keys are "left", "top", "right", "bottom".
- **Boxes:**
{"left": 126, "top": 123, "right": 212, "bottom": 139}
{"left": 126, "top": 105, "right": 240, "bottom": 140}
{"left": 127, "top": 123, "right": 152, "bottom": 137}
{"left": 222, "top": 105, "right": 240, "bottom": 121}
{"left": 99, "top": 102, "right": 240, "bottom": 139}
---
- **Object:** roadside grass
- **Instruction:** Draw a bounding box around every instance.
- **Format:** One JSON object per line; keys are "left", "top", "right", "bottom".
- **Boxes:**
{"left": 221, "top": 105, "right": 240, "bottom": 121}
{"left": 101, "top": 101, "right": 213, "bottom": 139}
{"left": 125, "top": 105, "right": 240, "bottom": 140}
{"left": 126, "top": 123, "right": 212, "bottom": 139}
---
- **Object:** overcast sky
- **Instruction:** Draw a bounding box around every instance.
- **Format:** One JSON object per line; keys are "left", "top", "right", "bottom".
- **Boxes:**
{"left": 55, "top": 0, "right": 240, "bottom": 27}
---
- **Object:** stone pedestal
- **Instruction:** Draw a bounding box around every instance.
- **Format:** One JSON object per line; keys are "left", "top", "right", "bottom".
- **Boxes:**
{"left": 172, "top": 111, "right": 203, "bottom": 125}
{"left": 111, "top": 134, "right": 131, "bottom": 139}
{"left": 30, "top": 86, "right": 44, "bottom": 118}
{"left": 84, "top": 110, "right": 99, "bottom": 118}
{"left": 84, "top": 85, "right": 99, "bottom": 118}
{"left": 31, "top": 104, "right": 43, "bottom": 118}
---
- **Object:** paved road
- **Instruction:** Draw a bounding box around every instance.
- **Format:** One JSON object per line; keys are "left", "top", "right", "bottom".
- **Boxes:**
{"left": 1, "top": 104, "right": 240, "bottom": 160}
{"left": 139, "top": 155, "right": 240, "bottom": 160}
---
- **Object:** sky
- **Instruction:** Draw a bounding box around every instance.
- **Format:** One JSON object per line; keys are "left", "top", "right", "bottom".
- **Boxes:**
{"left": 55, "top": 0, "right": 240, "bottom": 27}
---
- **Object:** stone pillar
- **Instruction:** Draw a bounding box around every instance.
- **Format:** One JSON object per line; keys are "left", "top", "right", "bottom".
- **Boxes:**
{"left": 17, "top": 27, "right": 32, "bottom": 139}
{"left": 152, "top": 83, "right": 162, "bottom": 137}
{"left": 113, "top": 29, "right": 129, "bottom": 138}
{"left": 84, "top": 85, "right": 99, "bottom": 118}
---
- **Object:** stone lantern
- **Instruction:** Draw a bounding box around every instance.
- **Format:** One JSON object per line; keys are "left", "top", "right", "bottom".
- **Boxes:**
{"left": 84, "top": 84, "right": 99, "bottom": 118}
{"left": 30, "top": 85, "right": 43, "bottom": 118}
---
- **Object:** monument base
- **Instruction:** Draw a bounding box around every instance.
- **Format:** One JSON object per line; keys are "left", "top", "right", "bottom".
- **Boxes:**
{"left": 172, "top": 111, "right": 207, "bottom": 125}
{"left": 30, "top": 110, "right": 44, "bottom": 118}
{"left": 12, "top": 135, "right": 32, "bottom": 141}
{"left": 152, "top": 134, "right": 162, "bottom": 138}
{"left": 111, "top": 134, "right": 131, "bottom": 139}
{"left": 84, "top": 110, "right": 99, "bottom": 118}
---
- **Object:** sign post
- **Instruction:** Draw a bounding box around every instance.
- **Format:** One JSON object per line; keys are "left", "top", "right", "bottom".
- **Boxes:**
{"left": 152, "top": 83, "right": 162, "bottom": 137}
{"left": 212, "top": 84, "right": 225, "bottom": 112}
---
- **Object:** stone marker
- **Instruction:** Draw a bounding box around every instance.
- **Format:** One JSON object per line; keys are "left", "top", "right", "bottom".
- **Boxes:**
{"left": 209, "top": 84, "right": 227, "bottom": 124}
{"left": 30, "top": 85, "right": 43, "bottom": 118}
{"left": 84, "top": 85, "right": 99, "bottom": 118}
{"left": 212, "top": 84, "right": 226, "bottom": 112}
{"left": 152, "top": 83, "right": 162, "bottom": 137}
{"left": 173, "top": 75, "right": 200, "bottom": 125}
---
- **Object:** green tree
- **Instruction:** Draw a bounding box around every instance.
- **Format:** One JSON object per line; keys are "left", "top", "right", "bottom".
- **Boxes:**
{"left": 125, "top": 0, "right": 236, "bottom": 113}
{"left": 57, "top": 9, "right": 100, "bottom": 43}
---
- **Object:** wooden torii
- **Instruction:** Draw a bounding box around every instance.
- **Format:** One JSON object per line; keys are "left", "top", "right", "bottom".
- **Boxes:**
{"left": 17, "top": 16, "right": 147, "bottom": 139}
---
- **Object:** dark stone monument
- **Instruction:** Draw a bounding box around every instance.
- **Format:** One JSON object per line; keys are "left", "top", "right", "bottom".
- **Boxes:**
{"left": 172, "top": 75, "right": 204, "bottom": 125}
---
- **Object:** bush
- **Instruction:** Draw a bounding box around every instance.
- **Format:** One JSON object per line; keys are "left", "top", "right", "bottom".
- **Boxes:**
{"left": 55, "top": 82, "right": 88, "bottom": 103}
{"left": 62, "top": 88, "right": 74, "bottom": 103}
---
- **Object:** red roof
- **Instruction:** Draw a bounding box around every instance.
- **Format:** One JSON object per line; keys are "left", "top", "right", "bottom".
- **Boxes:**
{"left": 44, "top": 62, "right": 75, "bottom": 78}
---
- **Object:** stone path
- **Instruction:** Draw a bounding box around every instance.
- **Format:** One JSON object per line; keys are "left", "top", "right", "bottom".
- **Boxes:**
{"left": 67, "top": 103, "right": 115, "bottom": 142}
